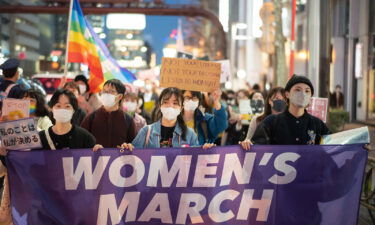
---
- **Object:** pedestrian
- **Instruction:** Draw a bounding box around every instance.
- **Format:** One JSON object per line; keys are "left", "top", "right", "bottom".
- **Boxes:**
{"left": 330, "top": 84, "right": 344, "bottom": 109}
{"left": 182, "top": 89, "right": 228, "bottom": 145}
{"left": 81, "top": 79, "right": 136, "bottom": 148}
{"left": 0, "top": 58, "right": 25, "bottom": 106}
{"left": 122, "top": 92, "right": 147, "bottom": 133}
{"left": 241, "top": 75, "right": 330, "bottom": 150}
{"left": 23, "top": 89, "right": 52, "bottom": 131}
{"left": 109, "top": 87, "right": 215, "bottom": 150}
{"left": 38, "top": 89, "right": 96, "bottom": 150}
{"left": 63, "top": 82, "right": 87, "bottom": 126}
{"left": 243, "top": 87, "right": 286, "bottom": 141}
{"left": 74, "top": 74, "right": 102, "bottom": 114}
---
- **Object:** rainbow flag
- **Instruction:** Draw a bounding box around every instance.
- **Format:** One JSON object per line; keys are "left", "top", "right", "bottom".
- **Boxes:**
{"left": 67, "top": 0, "right": 136, "bottom": 93}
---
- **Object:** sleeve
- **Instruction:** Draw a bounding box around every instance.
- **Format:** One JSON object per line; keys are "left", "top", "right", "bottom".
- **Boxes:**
{"left": 131, "top": 126, "right": 148, "bottom": 148}
{"left": 205, "top": 105, "right": 228, "bottom": 139}
{"left": 251, "top": 117, "right": 273, "bottom": 144}
{"left": 80, "top": 112, "right": 91, "bottom": 131}
{"left": 126, "top": 114, "right": 136, "bottom": 143}
{"left": 84, "top": 131, "right": 96, "bottom": 148}
{"left": 7, "top": 85, "right": 25, "bottom": 99}
{"left": 246, "top": 115, "right": 259, "bottom": 140}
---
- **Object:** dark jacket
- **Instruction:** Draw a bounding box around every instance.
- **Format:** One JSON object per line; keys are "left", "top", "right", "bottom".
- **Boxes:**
{"left": 329, "top": 92, "right": 344, "bottom": 108}
{"left": 38, "top": 125, "right": 96, "bottom": 150}
{"left": 81, "top": 106, "right": 136, "bottom": 148}
{"left": 252, "top": 110, "right": 330, "bottom": 145}
{"left": 0, "top": 79, "right": 25, "bottom": 99}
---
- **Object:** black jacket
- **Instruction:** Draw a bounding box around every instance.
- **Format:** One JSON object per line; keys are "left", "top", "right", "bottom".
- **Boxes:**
{"left": 252, "top": 110, "right": 330, "bottom": 145}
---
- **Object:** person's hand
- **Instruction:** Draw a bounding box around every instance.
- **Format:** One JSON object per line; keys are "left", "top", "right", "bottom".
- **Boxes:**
{"left": 59, "top": 75, "right": 67, "bottom": 89}
{"left": 92, "top": 144, "right": 103, "bottom": 152}
{"left": 0, "top": 146, "right": 7, "bottom": 156}
{"left": 118, "top": 143, "right": 134, "bottom": 152}
{"left": 210, "top": 89, "right": 222, "bottom": 110}
{"left": 364, "top": 144, "right": 371, "bottom": 151}
{"left": 239, "top": 139, "right": 252, "bottom": 151}
{"left": 202, "top": 143, "right": 216, "bottom": 149}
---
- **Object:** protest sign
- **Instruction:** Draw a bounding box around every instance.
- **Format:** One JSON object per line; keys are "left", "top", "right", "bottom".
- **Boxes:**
{"left": 307, "top": 97, "right": 328, "bottom": 122}
{"left": 1, "top": 98, "right": 30, "bottom": 120}
{"left": 160, "top": 57, "right": 221, "bottom": 92}
{"left": 7, "top": 145, "right": 367, "bottom": 225}
{"left": 239, "top": 99, "right": 252, "bottom": 125}
{"left": 216, "top": 60, "right": 231, "bottom": 83}
{"left": 0, "top": 118, "right": 41, "bottom": 150}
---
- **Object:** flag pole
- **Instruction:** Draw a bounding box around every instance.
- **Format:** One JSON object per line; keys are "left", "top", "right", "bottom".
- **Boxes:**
{"left": 63, "top": 0, "right": 74, "bottom": 76}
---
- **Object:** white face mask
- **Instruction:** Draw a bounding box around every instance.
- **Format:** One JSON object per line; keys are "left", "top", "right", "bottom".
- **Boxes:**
{"left": 123, "top": 101, "right": 137, "bottom": 112}
{"left": 289, "top": 91, "right": 311, "bottom": 108}
{"left": 78, "top": 84, "right": 87, "bottom": 95}
{"left": 184, "top": 100, "right": 199, "bottom": 111}
{"left": 53, "top": 109, "right": 74, "bottom": 123}
{"left": 100, "top": 93, "right": 117, "bottom": 108}
{"left": 161, "top": 107, "right": 181, "bottom": 121}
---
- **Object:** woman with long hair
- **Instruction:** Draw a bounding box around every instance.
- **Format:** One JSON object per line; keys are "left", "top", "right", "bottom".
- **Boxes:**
{"left": 112, "top": 87, "right": 215, "bottom": 150}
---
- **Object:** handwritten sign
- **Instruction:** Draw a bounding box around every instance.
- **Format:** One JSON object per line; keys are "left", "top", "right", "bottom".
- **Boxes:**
{"left": 307, "top": 97, "right": 328, "bottom": 122}
{"left": 0, "top": 118, "right": 41, "bottom": 150}
{"left": 216, "top": 60, "right": 231, "bottom": 83}
{"left": 160, "top": 57, "right": 221, "bottom": 92}
{"left": 2, "top": 98, "right": 30, "bottom": 120}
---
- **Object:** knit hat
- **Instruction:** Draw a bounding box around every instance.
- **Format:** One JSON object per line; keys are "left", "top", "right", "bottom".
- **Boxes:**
{"left": 285, "top": 74, "right": 314, "bottom": 95}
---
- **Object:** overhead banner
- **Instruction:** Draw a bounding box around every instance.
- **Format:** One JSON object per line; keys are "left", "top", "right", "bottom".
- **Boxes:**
{"left": 7, "top": 145, "right": 367, "bottom": 225}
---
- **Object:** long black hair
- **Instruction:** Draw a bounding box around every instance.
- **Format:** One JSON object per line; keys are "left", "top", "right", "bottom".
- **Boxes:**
{"left": 256, "top": 87, "right": 286, "bottom": 124}
{"left": 23, "top": 89, "right": 50, "bottom": 117}
{"left": 181, "top": 90, "right": 202, "bottom": 130}
{"left": 155, "top": 87, "right": 187, "bottom": 141}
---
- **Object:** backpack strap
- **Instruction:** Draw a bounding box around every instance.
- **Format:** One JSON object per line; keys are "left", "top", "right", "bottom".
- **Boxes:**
{"left": 44, "top": 129, "right": 56, "bottom": 150}
{"left": 144, "top": 125, "right": 151, "bottom": 148}
{"left": 4, "top": 84, "right": 16, "bottom": 96}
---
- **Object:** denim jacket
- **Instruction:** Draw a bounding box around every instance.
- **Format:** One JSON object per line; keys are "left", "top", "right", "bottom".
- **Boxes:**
{"left": 132, "top": 120, "right": 199, "bottom": 148}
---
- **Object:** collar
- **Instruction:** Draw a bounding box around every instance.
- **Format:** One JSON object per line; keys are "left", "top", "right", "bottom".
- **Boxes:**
{"left": 285, "top": 108, "right": 309, "bottom": 120}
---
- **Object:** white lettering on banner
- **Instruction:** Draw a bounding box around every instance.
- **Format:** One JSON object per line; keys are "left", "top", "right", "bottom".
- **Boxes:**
{"left": 220, "top": 152, "right": 256, "bottom": 186}
{"left": 62, "top": 156, "right": 110, "bottom": 190}
{"left": 96, "top": 192, "right": 140, "bottom": 225}
{"left": 193, "top": 154, "right": 220, "bottom": 187}
{"left": 237, "top": 189, "right": 274, "bottom": 221}
{"left": 268, "top": 153, "right": 300, "bottom": 185}
{"left": 208, "top": 190, "right": 240, "bottom": 222}
{"left": 138, "top": 193, "right": 173, "bottom": 223}
{"left": 147, "top": 155, "right": 192, "bottom": 187}
{"left": 109, "top": 155, "right": 145, "bottom": 187}
{"left": 176, "top": 193, "right": 206, "bottom": 224}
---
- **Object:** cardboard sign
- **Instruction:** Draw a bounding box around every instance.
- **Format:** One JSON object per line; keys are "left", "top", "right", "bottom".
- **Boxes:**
{"left": 216, "top": 60, "right": 231, "bottom": 83}
{"left": 2, "top": 98, "right": 30, "bottom": 120}
{"left": 160, "top": 57, "right": 221, "bottom": 92}
{"left": 0, "top": 118, "right": 41, "bottom": 150}
{"left": 307, "top": 97, "right": 328, "bottom": 123}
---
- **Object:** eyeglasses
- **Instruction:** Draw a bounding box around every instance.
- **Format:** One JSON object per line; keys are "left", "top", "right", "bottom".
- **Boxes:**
{"left": 184, "top": 96, "right": 199, "bottom": 101}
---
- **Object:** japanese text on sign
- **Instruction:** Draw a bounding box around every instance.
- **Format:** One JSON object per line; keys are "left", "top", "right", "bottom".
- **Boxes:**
{"left": 160, "top": 57, "right": 221, "bottom": 92}
{"left": 0, "top": 118, "right": 41, "bottom": 150}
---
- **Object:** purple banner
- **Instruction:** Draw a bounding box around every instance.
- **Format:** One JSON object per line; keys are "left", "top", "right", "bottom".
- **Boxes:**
{"left": 7, "top": 144, "right": 367, "bottom": 225}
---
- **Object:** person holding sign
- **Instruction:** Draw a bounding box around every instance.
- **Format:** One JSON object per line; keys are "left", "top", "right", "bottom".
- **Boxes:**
{"left": 38, "top": 89, "right": 95, "bottom": 150}
{"left": 111, "top": 87, "right": 215, "bottom": 150}
{"left": 23, "top": 90, "right": 52, "bottom": 131}
{"left": 182, "top": 89, "right": 228, "bottom": 145}
{"left": 241, "top": 75, "right": 330, "bottom": 150}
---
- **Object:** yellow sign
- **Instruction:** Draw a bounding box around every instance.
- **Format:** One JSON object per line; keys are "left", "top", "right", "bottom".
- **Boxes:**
{"left": 160, "top": 57, "right": 221, "bottom": 92}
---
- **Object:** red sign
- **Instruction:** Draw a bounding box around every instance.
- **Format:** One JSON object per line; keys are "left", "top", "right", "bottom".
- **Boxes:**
{"left": 307, "top": 97, "right": 328, "bottom": 123}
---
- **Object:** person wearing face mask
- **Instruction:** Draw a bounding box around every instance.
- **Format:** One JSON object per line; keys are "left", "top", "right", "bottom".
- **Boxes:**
{"left": 122, "top": 93, "right": 146, "bottom": 133}
{"left": 37, "top": 89, "right": 95, "bottom": 150}
{"left": 23, "top": 90, "right": 52, "bottom": 131}
{"left": 241, "top": 75, "right": 330, "bottom": 150}
{"left": 241, "top": 87, "right": 286, "bottom": 144}
{"left": 113, "top": 87, "right": 216, "bottom": 150}
{"left": 74, "top": 75, "right": 102, "bottom": 114}
{"left": 63, "top": 82, "right": 87, "bottom": 126}
{"left": 143, "top": 79, "right": 159, "bottom": 115}
{"left": 182, "top": 89, "right": 228, "bottom": 145}
{"left": 82, "top": 79, "right": 136, "bottom": 149}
